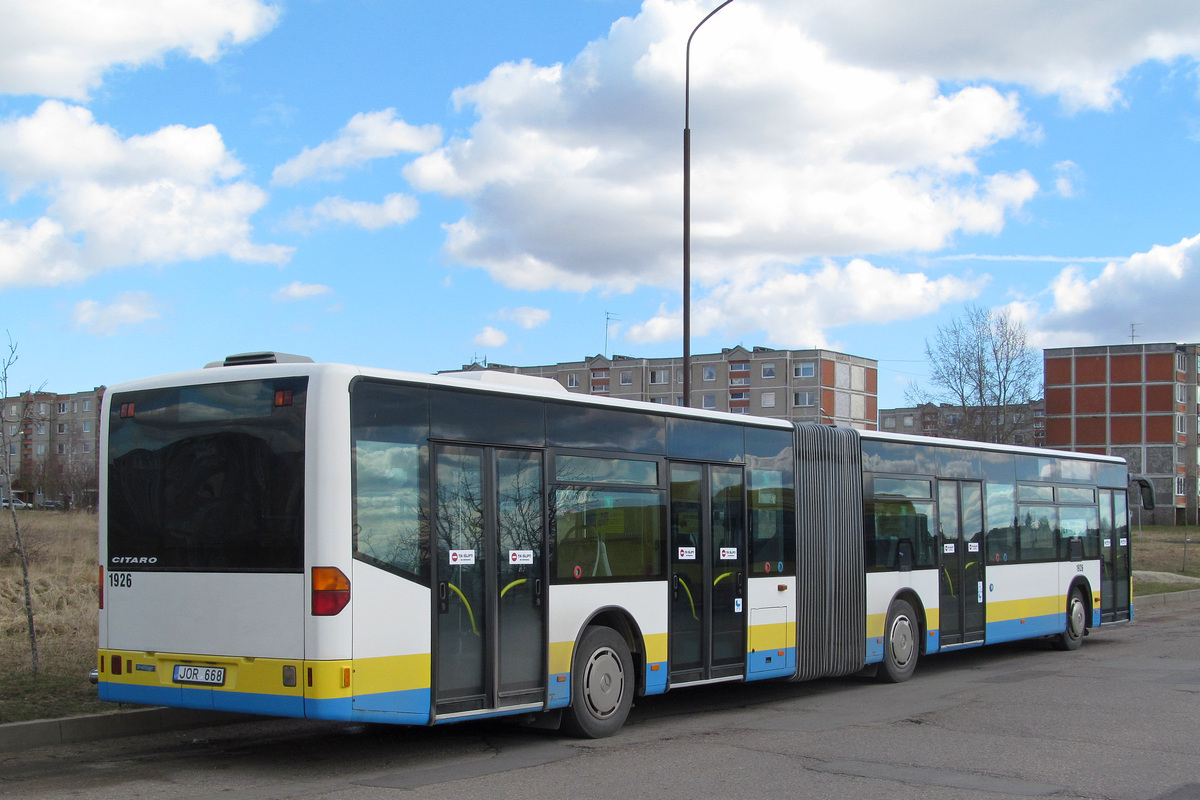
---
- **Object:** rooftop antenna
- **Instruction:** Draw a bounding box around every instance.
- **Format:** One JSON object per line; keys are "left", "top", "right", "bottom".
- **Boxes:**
{"left": 1129, "top": 323, "right": 1140, "bottom": 344}
{"left": 605, "top": 311, "right": 620, "bottom": 358}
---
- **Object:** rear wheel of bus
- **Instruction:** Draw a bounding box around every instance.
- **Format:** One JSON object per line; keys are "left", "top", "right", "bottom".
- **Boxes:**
{"left": 561, "top": 625, "right": 633, "bottom": 738}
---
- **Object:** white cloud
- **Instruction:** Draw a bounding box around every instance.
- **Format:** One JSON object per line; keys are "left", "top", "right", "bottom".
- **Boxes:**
{"left": 627, "top": 257, "right": 983, "bottom": 346}
{"left": 1023, "top": 234, "right": 1200, "bottom": 347}
{"left": 272, "top": 109, "right": 442, "bottom": 186}
{"left": 1054, "top": 160, "right": 1082, "bottom": 198}
{"left": 769, "top": 0, "right": 1200, "bottom": 111}
{"left": 72, "top": 291, "right": 161, "bottom": 336}
{"left": 498, "top": 306, "right": 551, "bottom": 329}
{"left": 473, "top": 326, "right": 508, "bottom": 347}
{"left": 284, "top": 193, "right": 420, "bottom": 232}
{"left": 407, "top": 0, "right": 1036, "bottom": 296}
{"left": 0, "top": 101, "right": 290, "bottom": 290}
{"left": 273, "top": 281, "right": 332, "bottom": 302}
{"left": 0, "top": 0, "right": 280, "bottom": 100}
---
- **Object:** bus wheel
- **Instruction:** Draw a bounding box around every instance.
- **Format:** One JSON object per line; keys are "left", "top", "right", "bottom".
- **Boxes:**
{"left": 1053, "top": 589, "right": 1087, "bottom": 652}
{"left": 880, "top": 599, "right": 919, "bottom": 683}
{"left": 561, "top": 625, "right": 633, "bottom": 738}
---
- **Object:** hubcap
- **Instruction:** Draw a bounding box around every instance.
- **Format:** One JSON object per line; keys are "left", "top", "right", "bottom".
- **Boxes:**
{"left": 1068, "top": 596, "right": 1085, "bottom": 639}
{"left": 889, "top": 614, "right": 914, "bottom": 667}
{"left": 583, "top": 646, "right": 624, "bottom": 718}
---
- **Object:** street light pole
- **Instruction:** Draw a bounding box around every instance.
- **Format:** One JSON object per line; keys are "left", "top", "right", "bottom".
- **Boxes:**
{"left": 683, "top": 0, "right": 733, "bottom": 409}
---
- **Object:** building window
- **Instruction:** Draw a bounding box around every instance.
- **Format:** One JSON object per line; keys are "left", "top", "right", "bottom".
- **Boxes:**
{"left": 730, "top": 361, "right": 749, "bottom": 372}
{"left": 620, "top": 371, "right": 632, "bottom": 385}
{"left": 37, "top": 444, "right": 46, "bottom": 455}
{"left": 731, "top": 407, "right": 748, "bottom": 414}
{"left": 762, "top": 363, "right": 776, "bottom": 379}
{"left": 730, "top": 392, "right": 748, "bottom": 401}
{"left": 702, "top": 394, "right": 716, "bottom": 410}
{"left": 761, "top": 391, "right": 776, "bottom": 409}
{"left": 794, "top": 391, "right": 815, "bottom": 407}
{"left": 57, "top": 402, "right": 68, "bottom": 414}
{"left": 592, "top": 370, "right": 609, "bottom": 380}
{"left": 567, "top": 373, "right": 579, "bottom": 388}
{"left": 650, "top": 369, "right": 669, "bottom": 385}
{"left": 648, "top": 397, "right": 667, "bottom": 405}
{"left": 1177, "top": 475, "right": 1186, "bottom": 497}
{"left": 6, "top": 425, "right": 14, "bottom": 437}
{"left": 1178, "top": 384, "right": 1188, "bottom": 404}
{"left": 83, "top": 421, "right": 90, "bottom": 433}
{"left": 703, "top": 366, "right": 716, "bottom": 381}
{"left": 903, "top": 415, "right": 914, "bottom": 428}
{"left": 1178, "top": 352, "right": 1187, "bottom": 372}
{"left": 37, "top": 424, "right": 45, "bottom": 435}
{"left": 72, "top": 401, "right": 78, "bottom": 413}
{"left": 882, "top": 416, "right": 895, "bottom": 429}
{"left": 57, "top": 443, "right": 66, "bottom": 455}
{"left": 82, "top": 443, "right": 91, "bottom": 454}
{"left": 83, "top": 400, "right": 91, "bottom": 412}
{"left": 794, "top": 362, "right": 815, "bottom": 379}
{"left": 57, "top": 423, "right": 67, "bottom": 434}
{"left": 730, "top": 376, "right": 749, "bottom": 387}
{"left": 1179, "top": 414, "right": 1188, "bottom": 434}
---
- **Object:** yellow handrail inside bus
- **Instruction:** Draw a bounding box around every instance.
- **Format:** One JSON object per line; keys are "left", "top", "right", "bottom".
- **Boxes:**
{"left": 500, "top": 578, "right": 526, "bottom": 598}
{"left": 676, "top": 576, "right": 699, "bottom": 621}
{"left": 446, "top": 582, "right": 479, "bottom": 636}
{"left": 714, "top": 572, "right": 731, "bottom": 587}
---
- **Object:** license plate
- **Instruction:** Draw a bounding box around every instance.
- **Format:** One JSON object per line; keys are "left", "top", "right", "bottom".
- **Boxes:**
{"left": 173, "top": 664, "right": 226, "bottom": 686}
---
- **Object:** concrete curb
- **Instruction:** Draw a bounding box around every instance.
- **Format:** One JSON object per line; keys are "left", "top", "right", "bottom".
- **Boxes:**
{"left": 0, "top": 707, "right": 258, "bottom": 753}
{"left": 5, "top": 589, "right": 1199, "bottom": 753}
{"left": 1133, "top": 588, "right": 1200, "bottom": 612}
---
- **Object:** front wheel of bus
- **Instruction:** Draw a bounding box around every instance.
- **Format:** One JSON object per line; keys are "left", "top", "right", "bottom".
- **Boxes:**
{"left": 561, "top": 625, "right": 633, "bottom": 739}
{"left": 880, "top": 599, "right": 919, "bottom": 683}
{"left": 1053, "top": 589, "right": 1087, "bottom": 652}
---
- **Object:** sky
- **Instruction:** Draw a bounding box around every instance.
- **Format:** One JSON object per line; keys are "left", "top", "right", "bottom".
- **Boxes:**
{"left": 4, "top": 0, "right": 1200, "bottom": 410}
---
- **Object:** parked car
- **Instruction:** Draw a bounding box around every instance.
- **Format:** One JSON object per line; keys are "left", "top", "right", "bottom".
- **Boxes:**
{"left": 1, "top": 497, "right": 30, "bottom": 508}
{"left": 38, "top": 499, "right": 65, "bottom": 510}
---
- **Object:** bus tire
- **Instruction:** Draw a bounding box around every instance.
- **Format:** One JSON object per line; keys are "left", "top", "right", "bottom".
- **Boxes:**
{"left": 1053, "top": 589, "right": 1087, "bottom": 652}
{"left": 880, "top": 599, "right": 919, "bottom": 683}
{"left": 561, "top": 625, "right": 633, "bottom": 739}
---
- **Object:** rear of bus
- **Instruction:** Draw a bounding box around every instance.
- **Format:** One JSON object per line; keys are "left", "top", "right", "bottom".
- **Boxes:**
{"left": 96, "top": 356, "right": 340, "bottom": 717}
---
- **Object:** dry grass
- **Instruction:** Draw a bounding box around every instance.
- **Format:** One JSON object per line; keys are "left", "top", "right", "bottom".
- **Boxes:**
{"left": 0, "top": 510, "right": 108, "bottom": 722}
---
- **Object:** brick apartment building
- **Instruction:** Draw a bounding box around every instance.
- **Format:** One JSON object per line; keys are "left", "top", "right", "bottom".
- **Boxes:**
{"left": 453, "top": 345, "right": 879, "bottom": 430}
{"left": 1044, "top": 343, "right": 1198, "bottom": 525}
{"left": 1, "top": 387, "right": 105, "bottom": 508}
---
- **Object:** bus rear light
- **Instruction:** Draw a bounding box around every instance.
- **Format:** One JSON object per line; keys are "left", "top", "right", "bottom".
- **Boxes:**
{"left": 274, "top": 389, "right": 294, "bottom": 407}
{"left": 119, "top": 402, "right": 135, "bottom": 419}
{"left": 311, "top": 567, "right": 351, "bottom": 616}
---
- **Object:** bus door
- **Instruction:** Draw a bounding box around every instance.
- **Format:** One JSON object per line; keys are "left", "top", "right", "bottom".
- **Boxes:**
{"left": 432, "top": 445, "right": 546, "bottom": 717}
{"left": 1100, "top": 489, "right": 1131, "bottom": 622}
{"left": 937, "top": 480, "right": 985, "bottom": 646}
{"left": 669, "top": 462, "right": 746, "bottom": 684}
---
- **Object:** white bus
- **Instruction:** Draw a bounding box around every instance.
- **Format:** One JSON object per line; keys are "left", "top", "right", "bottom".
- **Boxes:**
{"left": 96, "top": 353, "right": 1150, "bottom": 737}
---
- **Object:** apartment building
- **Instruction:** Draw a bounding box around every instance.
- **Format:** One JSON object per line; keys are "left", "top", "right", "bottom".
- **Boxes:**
{"left": 1044, "top": 343, "right": 1198, "bottom": 525}
{"left": 452, "top": 346, "right": 879, "bottom": 430}
{"left": 878, "top": 401, "right": 1046, "bottom": 447}
{"left": 1, "top": 387, "right": 105, "bottom": 507}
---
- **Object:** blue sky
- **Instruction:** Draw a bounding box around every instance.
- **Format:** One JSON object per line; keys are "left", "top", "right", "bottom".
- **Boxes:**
{"left": 4, "top": 0, "right": 1200, "bottom": 410}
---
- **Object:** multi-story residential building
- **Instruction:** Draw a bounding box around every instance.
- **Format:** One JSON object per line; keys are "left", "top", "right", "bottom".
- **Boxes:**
{"left": 1, "top": 387, "right": 105, "bottom": 507}
{"left": 878, "top": 401, "right": 1046, "bottom": 447}
{"left": 1044, "top": 343, "right": 1198, "bottom": 526}
{"left": 451, "top": 346, "right": 879, "bottom": 430}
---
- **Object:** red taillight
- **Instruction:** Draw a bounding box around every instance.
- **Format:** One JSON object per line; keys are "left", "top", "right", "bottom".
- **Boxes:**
{"left": 119, "top": 402, "right": 135, "bottom": 419}
{"left": 311, "top": 567, "right": 350, "bottom": 616}
{"left": 274, "top": 389, "right": 293, "bottom": 407}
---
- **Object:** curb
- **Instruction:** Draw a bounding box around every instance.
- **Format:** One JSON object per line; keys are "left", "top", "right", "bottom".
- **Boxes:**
{"left": 0, "top": 707, "right": 258, "bottom": 753}
{"left": 1133, "top": 588, "right": 1200, "bottom": 612}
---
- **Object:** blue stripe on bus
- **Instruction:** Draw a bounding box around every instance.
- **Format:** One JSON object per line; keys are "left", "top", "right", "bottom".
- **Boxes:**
{"left": 645, "top": 662, "right": 669, "bottom": 695}
{"left": 98, "top": 682, "right": 306, "bottom": 717}
{"left": 746, "top": 648, "right": 795, "bottom": 679}
{"left": 985, "top": 612, "right": 1064, "bottom": 643}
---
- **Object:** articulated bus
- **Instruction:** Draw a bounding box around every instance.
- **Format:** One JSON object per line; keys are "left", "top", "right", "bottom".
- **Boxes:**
{"left": 96, "top": 353, "right": 1152, "bottom": 737}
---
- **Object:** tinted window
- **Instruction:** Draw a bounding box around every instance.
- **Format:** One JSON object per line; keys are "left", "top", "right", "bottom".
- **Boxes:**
{"left": 107, "top": 378, "right": 307, "bottom": 572}
{"left": 431, "top": 388, "right": 545, "bottom": 446}
{"left": 547, "top": 403, "right": 666, "bottom": 453}
{"left": 552, "top": 488, "right": 664, "bottom": 581}
{"left": 667, "top": 417, "right": 744, "bottom": 462}
{"left": 351, "top": 380, "right": 431, "bottom": 582}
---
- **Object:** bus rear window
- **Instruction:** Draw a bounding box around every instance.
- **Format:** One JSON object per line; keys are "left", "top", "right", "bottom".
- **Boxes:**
{"left": 107, "top": 377, "right": 307, "bottom": 572}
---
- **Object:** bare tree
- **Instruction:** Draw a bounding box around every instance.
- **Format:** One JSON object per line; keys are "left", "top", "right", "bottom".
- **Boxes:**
{"left": 0, "top": 336, "right": 39, "bottom": 675}
{"left": 906, "top": 305, "right": 1042, "bottom": 444}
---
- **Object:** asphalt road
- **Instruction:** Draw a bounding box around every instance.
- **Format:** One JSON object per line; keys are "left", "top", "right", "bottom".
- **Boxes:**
{"left": 4, "top": 596, "right": 1199, "bottom": 800}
